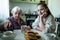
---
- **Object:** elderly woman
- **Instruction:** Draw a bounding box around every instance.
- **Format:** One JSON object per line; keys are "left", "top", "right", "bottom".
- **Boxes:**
{"left": 1, "top": 6, "right": 30, "bottom": 31}
{"left": 32, "top": 2, "right": 56, "bottom": 33}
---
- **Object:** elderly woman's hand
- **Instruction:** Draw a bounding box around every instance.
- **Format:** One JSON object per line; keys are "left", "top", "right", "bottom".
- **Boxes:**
{"left": 3, "top": 20, "right": 12, "bottom": 28}
{"left": 21, "top": 25, "right": 31, "bottom": 30}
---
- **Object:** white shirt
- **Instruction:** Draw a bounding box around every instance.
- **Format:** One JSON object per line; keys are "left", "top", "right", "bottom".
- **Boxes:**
{"left": 32, "top": 15, "right": 56, "bottom": 33}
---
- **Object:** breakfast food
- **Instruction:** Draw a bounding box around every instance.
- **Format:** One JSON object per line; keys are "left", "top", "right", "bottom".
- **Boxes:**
{"left": 24, "top": 30, "right": 41, "bottom": 40}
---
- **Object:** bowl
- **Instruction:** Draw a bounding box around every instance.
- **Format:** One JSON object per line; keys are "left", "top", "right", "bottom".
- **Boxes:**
{"left": 1, "top": 31, "right": 16, "bottom": 40}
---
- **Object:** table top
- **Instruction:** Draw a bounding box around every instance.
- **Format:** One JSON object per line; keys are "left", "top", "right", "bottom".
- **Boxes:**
{"left": 14, "top": 29, "right": 49, "bottom": 40}
{"left": 0, "top": 29, "right": 57, "bottom": 40}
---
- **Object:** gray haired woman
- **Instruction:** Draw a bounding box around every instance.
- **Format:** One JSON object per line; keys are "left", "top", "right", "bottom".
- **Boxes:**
{"left": 1, "top": 6, "right": 30, "bottom": 31}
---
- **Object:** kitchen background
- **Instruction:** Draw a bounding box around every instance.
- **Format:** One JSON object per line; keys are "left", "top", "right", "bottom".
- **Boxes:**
{"left": 0, "top": 0, "right": 60, "bottom": 28}
{"left": 0, "top": 0, "right": 60, "bottom": 21}
{"left": 9, "top": 1, "right": 38, "bottom": 22}
{"left": 0, "top": 0, "right": 60, "bottom": 37}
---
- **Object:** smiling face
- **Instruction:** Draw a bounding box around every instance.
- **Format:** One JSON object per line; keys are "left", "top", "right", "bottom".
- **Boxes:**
{"left": 37, "top": 4, "right": 48, "bottom": 18}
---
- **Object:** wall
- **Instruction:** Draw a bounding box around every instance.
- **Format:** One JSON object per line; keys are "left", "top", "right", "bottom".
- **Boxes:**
{"left": 48, "top": 0, "right": 60, "bottom": 18}
{"left": 0, "top": 0, "right": 9, "bottom": 22}
{"left": 9, "top": 2, "right": 37, "bottom": 14}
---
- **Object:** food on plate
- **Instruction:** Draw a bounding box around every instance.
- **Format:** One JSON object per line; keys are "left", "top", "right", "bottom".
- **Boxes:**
{"left": 24, "top": 30, "right": 41, "bottom": 40}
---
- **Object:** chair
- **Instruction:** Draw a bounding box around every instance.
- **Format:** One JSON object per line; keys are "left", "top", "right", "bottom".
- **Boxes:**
{"left": 46, "top": 18, "right": 60, "bottom": 40}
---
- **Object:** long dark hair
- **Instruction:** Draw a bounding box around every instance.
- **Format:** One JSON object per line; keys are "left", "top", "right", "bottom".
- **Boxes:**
{"left": 37, "top": 1, "right": 52, "bottom": 17}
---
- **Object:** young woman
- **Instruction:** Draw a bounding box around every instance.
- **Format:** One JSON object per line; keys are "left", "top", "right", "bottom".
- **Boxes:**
{"left": 32, "top": 2, "right": 56, "bottom": 33}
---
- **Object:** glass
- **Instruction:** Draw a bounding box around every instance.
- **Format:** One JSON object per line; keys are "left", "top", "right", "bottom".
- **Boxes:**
{"left": 21, "top": 25, "right": 27, "bottom": 33}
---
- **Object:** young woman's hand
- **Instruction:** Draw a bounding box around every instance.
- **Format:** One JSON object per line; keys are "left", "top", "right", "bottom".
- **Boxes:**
{"left": 40, "top": 13, "right": 45, "bottom": 18}
{"left": 36, "top": 27, "right": 45, "bottom": 31}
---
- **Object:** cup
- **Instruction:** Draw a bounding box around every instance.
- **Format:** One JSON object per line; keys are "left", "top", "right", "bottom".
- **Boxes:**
{"left": 21, "top": 25, "right": 31, "bottom": 33}
{"left": 21, "top": 25, "right": 26, "bottom": 33}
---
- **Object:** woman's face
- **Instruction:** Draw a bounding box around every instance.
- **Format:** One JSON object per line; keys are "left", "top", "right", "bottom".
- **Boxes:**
{"left": 37, "top": 5, "right": 48, "bottom": 17}
{"left": 13, "top": 10, "right": 21, "bottom": 19}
